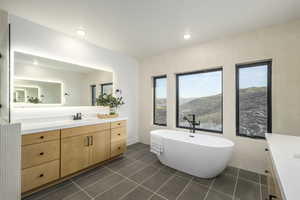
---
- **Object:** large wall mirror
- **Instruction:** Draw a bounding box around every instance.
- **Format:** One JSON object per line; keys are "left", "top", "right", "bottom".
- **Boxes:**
{"left": 13, "top": 52, "right": 113, "bottom": 107}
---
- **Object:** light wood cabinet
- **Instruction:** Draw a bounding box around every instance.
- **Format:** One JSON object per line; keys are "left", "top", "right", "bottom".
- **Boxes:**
{"left": 265, "top": 148, "right": 283, "bottom": 200}
{"left": 111, "top": 140, "right": 127, "bottom": 157}
{"left": 90, "top": 130, "right": 111, "bottom": 165}
{"left": 22, "top": 160, "right": 59, "bottom": 193}
{"left": 22, "top": 130, "right": 60, "bottom": 146}
{"left": 21, "top": 131, "right": 60, "bottom": 193}
{"left": 22, "top": 140, "right": 60, "bottom": 169}
{"left": 61, "top": 134, "right": 91, "bottom": 177}
{"left": 110, "top": 120, "right": 127, "bottom": 157}
{"left": 61, "top": 123, "right": 111, "bottom": 177}
{"left": 22, "top": 120, "right": 127, "bottom": 195}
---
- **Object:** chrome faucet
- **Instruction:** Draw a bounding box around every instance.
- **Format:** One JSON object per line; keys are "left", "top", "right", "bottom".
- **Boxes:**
{"left": 73, "top": 113, "right": 82, "bottom": 120}
{"left": 183, "top": 114, "right": 200, "bottom": 133}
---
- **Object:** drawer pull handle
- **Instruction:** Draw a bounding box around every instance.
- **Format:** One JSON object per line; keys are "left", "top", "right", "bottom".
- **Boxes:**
{"left": 117, "top": 123, "right": 121, "bottom": 125}
{"left": 118, "top": 147, "right": 121, "bottom": 150}
{"left": 40, "top": 152, "right": 44, "bottom": 156}
{"left": 265, "top": 170, "right": 269, "bottom": 174}
{"left": 118, "top": 133, "right": 121, "bottom": 136}
{"left": 40, "top": 136, "right": 44, "bottom": 139}
{"left": 39, "top": 174, "right": 44, "bottom": 178}
{"left": 265, "top": 148, "right": 269, "bottom": 151}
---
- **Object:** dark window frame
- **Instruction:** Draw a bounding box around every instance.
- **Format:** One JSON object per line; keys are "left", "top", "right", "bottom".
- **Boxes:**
{"left": 153, "top": 75, "right": 167, "bottom": 126}
{"left": 176, "top": 68, "right": 223, "bottom": 134}
{"left": 90, "top": 85, "right": 96, "bottom": 106}
{"left": 100, "top": 82, "right": 113, "bottom": 95}
{"left": 235, "top": 60, "right": 272, "bottom": 139}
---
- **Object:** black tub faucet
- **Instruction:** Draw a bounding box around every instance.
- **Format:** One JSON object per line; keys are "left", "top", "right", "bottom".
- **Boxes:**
{"left": 183, "top": 114, "right": 200, "bottom": 133}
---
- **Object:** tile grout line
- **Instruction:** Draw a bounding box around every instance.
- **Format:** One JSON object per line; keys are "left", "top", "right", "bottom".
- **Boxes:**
{"left": 105, "top": 158, "right": 160, "bottom": 182}
{"left": 77, "top": 171, "right": 116, "bottom": 191}
{"left": 232, "top": 168, "right": 240, "bottom": 200}
{"left": 116, "top": 167, "right": 164, "bottom": 200}
{"left": 71, "top": 180, "right": 95, "bottom": 200}
{"left": 203, "top": 177, "right": 216, "bottom": 200}
{"left": 238, "top": 176, "right": 261, "bottom": 185}
{"left": 33, "top": 181, "right": 74, "bottom": 200}
{"left": 104, "top": 165, "right": 168, "bottom": 200}
{"left": 259, "top": 175, "right": 263, "bottom": 200}
{"left": 152, "top": 173, "right": 176, "bottom": 199}
{"left": 175, "top": 177, "right": 194, "bottom": 200}
{"left": 112, "top": 157, "right": 145, "bottom": 172}
{"left": 92, "top": 178, "right": 129, "bottom": 199}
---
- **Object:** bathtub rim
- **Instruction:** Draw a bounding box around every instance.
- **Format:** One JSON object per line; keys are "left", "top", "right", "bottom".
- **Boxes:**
{"left": 151, "top": 129, "right": 234, "bottom": 148}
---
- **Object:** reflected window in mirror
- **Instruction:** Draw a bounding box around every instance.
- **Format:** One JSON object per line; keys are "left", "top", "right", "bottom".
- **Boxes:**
{"left": 14, "top": 78, "right": 62, "bottom": 105}
{"left": 100, "top": 83, "right": 113, "bottom": 95}
{"left": 91, "top": 85, "right": 96, "bottom": 106}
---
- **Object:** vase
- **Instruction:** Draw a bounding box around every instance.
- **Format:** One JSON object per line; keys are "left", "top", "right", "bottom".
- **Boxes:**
{"left": 109, "top": 107, "right": 117, "bottom": 115}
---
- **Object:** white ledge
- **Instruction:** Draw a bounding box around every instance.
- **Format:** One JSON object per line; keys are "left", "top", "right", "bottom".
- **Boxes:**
{"left": 21, "top": 117, "right": 128, "bottom": 135}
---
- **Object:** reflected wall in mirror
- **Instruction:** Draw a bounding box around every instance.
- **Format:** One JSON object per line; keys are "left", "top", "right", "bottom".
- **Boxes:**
{"left": 13, "top": 52, "right": 113, "bottom": 107}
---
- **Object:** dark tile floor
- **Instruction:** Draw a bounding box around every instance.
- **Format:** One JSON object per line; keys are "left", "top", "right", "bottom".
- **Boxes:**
{"left": 23, "top": 143, "right": 268, "bottom": 200}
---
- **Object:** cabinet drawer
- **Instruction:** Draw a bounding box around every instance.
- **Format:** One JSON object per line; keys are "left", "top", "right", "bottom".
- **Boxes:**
{"left": 111, "top": 127, "right": 126, "bottom": 142}
{"left": 22, "top": 130, "right": 60, "bottom": 146}
{"left": 22, "top": 140, "right": 60, "bottom": 169}
{"left": 111, "top": 141, "right": 126, "bottom": 157}
{"left": 111, "top": 120, "right": 126, "bottom": 129}
{"left": 61, "top": 123, "right": 110, "bottom": 138}
{"left": 22, "top": 160, "right": 59, "bottom": 193}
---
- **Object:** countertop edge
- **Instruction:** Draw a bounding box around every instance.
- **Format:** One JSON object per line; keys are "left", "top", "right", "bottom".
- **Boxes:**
{"left": 265, "top": 133, "right": 297, "bottom": 200}
{"left": 21, "top": 117, "right": 128, "bottom": 135}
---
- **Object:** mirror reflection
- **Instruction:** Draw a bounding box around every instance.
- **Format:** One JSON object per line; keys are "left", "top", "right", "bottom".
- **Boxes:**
{"left": 13, "top": 52, "right": 113, "bottom": 106}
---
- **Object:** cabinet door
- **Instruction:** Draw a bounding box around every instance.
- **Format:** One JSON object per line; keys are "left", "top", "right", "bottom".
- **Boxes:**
{"left": 61, "top": 134, "right": 90, "bottom": 177}
{"left": 90, "top": 130, "right": 110, "bottom": 165}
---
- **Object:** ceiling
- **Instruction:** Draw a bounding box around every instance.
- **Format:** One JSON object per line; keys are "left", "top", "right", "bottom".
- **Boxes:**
{"left": 1, "top": 0, "right": 300, "bottom": 59}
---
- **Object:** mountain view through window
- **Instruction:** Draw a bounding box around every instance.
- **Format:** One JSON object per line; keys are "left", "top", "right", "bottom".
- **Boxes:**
{"left": 153, "top": 76, "right": 167, "bottom": 125}
{"left": 176, "top": 69, "right": 223, "bottom": 132}
{"left": 237, "top": 62, "right": 271, "bottom": 138}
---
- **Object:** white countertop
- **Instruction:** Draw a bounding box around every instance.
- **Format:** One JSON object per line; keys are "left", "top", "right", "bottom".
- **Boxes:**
{"left": 265, "top": 133, "right": 300, "bottom": 200}
{"left": 21, "top": 117, "right": 128, "bottom": 135}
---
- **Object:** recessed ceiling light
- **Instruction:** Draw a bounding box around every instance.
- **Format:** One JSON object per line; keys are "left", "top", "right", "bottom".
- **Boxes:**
{"left": 33, "top": 60, "right": 38, "bottom": 65}
{"left": 184, "top": 33, "right": 191, "bottom": 40}
{"left": 76, "top": 27, "right": 86, "bottom": 37}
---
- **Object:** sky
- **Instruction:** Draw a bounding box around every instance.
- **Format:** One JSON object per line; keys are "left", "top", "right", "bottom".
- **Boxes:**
{"left": 155, "top": 65, "right": 268, "bottom": 99}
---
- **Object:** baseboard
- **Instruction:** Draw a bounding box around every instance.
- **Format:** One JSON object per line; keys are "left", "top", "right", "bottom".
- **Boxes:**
{"left": 127, "top": 137, "right": 139, "bottom": 145}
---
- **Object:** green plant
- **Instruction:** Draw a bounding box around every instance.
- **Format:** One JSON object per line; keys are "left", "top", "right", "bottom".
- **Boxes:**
{"left": 96, "top": 93, "right": 124, "bottom": 114}
{"left": 27, "top": 97, "right": 42, "bottom": 104}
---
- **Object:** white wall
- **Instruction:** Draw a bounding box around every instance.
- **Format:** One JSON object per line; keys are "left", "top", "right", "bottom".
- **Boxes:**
{"left": 10, "top": 15, "right": 139, "bottom": 144}
{"left": 139, "top": 19, "right": 300, "bottom": 174}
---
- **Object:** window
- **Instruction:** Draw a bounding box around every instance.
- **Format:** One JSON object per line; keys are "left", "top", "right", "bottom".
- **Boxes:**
{"left": 90, "top": 85, "right": 96, "bottom": 106}
{"left": 153, "top": 75, "right": 167, "bottom": 126}
{"left": 176, "top": 68, "right": 223, "bottom": 133}
{"left": 236, "top": 61, "right": 272, "bottom": 138}
{"left": 100, "top": 83, "right": 113, "bottom": 95}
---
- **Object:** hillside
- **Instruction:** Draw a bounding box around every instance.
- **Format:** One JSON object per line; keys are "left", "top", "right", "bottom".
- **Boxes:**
{"left": 179, "top": 87, "right": 267, "bottom": 136}
{"left": 155, "top": 87, "right": 268, "bottom": 137}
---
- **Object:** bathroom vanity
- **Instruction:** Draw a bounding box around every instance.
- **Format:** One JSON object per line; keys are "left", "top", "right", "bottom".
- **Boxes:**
{"left": 10, "top": 46, "right": 129, "bottom": 196}
{"left": 21, "top": 118, "right": 127, "bottom": 194}
{"left": 265, "top": 133, "right": 300, "bottom": 200}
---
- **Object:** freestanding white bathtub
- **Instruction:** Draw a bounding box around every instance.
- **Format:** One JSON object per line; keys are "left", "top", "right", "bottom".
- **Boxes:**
{"left": 150, "top": 129, "right": 234, "bottom": 178}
